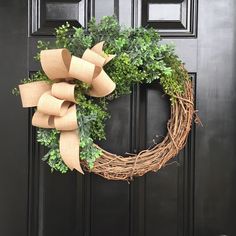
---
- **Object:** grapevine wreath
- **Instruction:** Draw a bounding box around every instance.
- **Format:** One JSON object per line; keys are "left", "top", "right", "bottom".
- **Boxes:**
{"left": 14, "top": 16, "right": 196, "bottom": 181}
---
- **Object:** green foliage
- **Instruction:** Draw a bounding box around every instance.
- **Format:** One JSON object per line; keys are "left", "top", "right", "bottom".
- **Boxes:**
{"left": 14, "top": 16, "right": 189, "bottom": 173}
{"left": 34, "top": 41, "right": 51, "bottom": 60}
{"left": 37, "top": 128, "right": 59, "bottom": 147}
{"left": 87, "top": 16, "right": 121, "bottom": 44}
{"left": 105, "top": 52, "right": 146, "bottom": 97}
{"left": 76, "top": 92, "right": 109, "bottom": 141}
{"left": 77, "top": 109, "right": 103, "bottom": 169}
{"left": 21, "top": 71, "right": 49, "bottom": 84}
{"left": 37, "top": 129, "right": 68, "bottom": 173}
{"left": 70, "top": 27, "right": 93, "bottom": 57}
{"left": 45, "top": 148, "right": 68, "bottom": 173}
{"left": 55, "top": 22, "right": 72, "bottom": 49}
{"left": 85, "top": 16, "right": 189, "bottom": 98}
{"left": 159, "top": 45, "right": 189, "bottom": 99}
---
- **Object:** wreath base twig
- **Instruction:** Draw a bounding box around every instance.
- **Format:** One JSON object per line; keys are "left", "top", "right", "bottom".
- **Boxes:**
{"left": 82, "top": 81, "right": 194, "bottom": 181}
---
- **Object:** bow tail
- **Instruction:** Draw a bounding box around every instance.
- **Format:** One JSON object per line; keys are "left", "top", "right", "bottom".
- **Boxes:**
{"left": 59, "top": 129, "right": 84, "bottom": 174}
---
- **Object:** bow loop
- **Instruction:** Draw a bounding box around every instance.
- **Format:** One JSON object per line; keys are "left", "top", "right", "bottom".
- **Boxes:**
{"left": 40, "top": 48, "right": 71, "bottom": 80}
{"left": 19, "top": 81, "right": 51, "bottom": 107}
{"left": 32, "top": 111, "right": 54, "bottom": 129}
{"left": 54, "top": 105, "right": 78, "bottom": 131}
{"left": 82, "top": 49, "right": 106, "bottom": 67}
{"left": 90, "top": 41, "right": 116, "bottom": 65}
{"left": 51, "top": 82, "right": 76, "bottom": 103}
{"left": 69, "top": 56, "right": 95, "bottom": 84}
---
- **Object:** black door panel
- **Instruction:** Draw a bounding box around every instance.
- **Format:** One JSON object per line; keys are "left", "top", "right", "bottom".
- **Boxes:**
{"left": 0, "top": 0, "right": 236, "bottom": 236}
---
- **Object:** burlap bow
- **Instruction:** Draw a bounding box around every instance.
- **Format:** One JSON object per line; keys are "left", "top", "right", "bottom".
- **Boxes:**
{"left": 19, "top": 42, "right": 115, "bottom": 174}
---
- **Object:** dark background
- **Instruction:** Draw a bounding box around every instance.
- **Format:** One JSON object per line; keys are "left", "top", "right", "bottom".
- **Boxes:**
{"left": 0, "top": 0, "right": 236, "bottom": 236}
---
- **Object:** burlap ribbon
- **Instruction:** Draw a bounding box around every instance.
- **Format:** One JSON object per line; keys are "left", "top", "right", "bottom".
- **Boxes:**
{"left": 19, "top": 42, "right": 115, "bottom": 174}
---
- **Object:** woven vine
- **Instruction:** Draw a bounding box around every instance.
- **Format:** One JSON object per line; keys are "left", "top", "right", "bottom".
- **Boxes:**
{"left": 14, "top": 16, "right": 197, "bottom": 181}
{"left": 82, "top": 81, "right": 194, "bottom": 180}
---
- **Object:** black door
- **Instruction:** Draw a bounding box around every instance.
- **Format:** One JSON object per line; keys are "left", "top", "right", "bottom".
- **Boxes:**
{"left": 1, "top": 0, "right": 236, "bottom": 236}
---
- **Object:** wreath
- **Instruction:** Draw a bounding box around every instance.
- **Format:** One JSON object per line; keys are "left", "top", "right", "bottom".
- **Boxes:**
{"left": 13, "top": 16, "right": 195, "bottom": 181}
